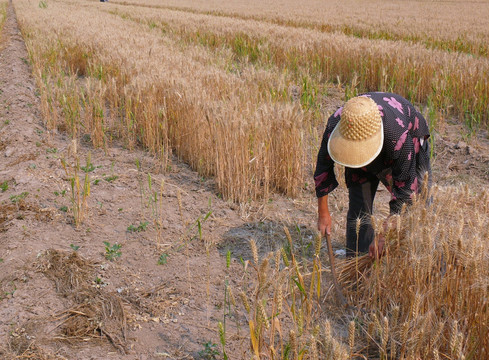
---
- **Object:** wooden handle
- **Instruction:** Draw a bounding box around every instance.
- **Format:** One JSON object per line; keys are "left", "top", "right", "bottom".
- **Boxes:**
{"left": 325, "top": 233, "right": 348, "bottom": 306}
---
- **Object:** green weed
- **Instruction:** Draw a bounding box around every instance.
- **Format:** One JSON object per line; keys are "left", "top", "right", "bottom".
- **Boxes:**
{"left": 54, "top": 189, "right": 67, "bottom": 196}
{"left": 127, "top": 221, "right": 149, "bottom": 232}
{"left": 70, "top": 244, "right": 80, "bottom": 251}
{"left": 103, "top": 241, "right": 122, "bottom": 261}
{"left": 104, "top": 175, "right": 118, "bottom": 182}
{"left": 198, "top": 341, "right": 220, "bottom": 360}
{"left": 0, "top": 181, "right": 8, "bottom": 193}
{"left": 232, "top": 34, "right": 261, "bottom": 63}
{"left": 344, "top": 73, "right": 359, "bottom": 101}
{"left": 61, "top": 152, "right": 91, "bottom": 227}
{"left": 157, "top": 253, "right": 168, "bottom": 265}
{"left": 10, "top": 192, "right": 29, "bottom": 203}
{"left": 80, "top": 162, "right": 95, "bottom": 173}
{"left": 218, "top": 321, "right": 228, "bottom": 360}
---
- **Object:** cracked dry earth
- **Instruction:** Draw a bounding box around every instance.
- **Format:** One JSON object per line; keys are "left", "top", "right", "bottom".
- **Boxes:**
{"left": 1, "top": 1, "right": 489, "bottom": 360}
{"left": 0, "top": 3, "right": 319, "bottom": 359}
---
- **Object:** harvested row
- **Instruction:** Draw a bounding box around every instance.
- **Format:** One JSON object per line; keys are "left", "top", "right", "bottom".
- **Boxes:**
{"left": 15, "top": 0, "right": 311, "bottom": 202}
{"left": 112, "top": 0, "right": 489, "bottom": 57}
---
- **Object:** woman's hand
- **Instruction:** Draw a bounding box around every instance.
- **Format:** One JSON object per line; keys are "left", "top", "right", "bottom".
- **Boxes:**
{"left": 317, "top": 195, "right": 331, "bottom": 237}
{"left": 368, "top": 215, "right": 397, "bottom": 258}
{"left": 369, "top": 235, "right": 385, "bottom": 259}
{"left": 318, "top": 213, "right": 332, "bottom": 237}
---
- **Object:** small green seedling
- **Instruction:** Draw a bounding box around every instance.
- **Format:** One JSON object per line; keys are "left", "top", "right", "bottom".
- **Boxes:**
{"left": 93, "top": 179, "right": 101, "bottom": 185}
{"left": 0, "top": 181, "right": 8, "bottom": 193}
{"left": 46, "top": 148, "right": 57, "bottom": 153}
{"left": 81, "top": 163, "right": 95, "bottom": 173}
{"left": 59, "top": 206, "right": 68, "bottom": 212}
{"left": 10, "top": 192, "right": 29, "bottom": 203}
{"left": 104, "top": 241, "right": 122, "bottom": 261}
{"left": 198, "top": 341, "right": 220, "bottom": 360}
{"left": 70, "top": 244, "right": 80, "bottom": 251}
{"left": 157, "top": 253, "right": 168, "bottom": 265}
{"left": 104, "top": 175, "right": 118, "bottom": 182}
{"left": 4, "top": 281, "right": 16, "bottom": 297}
{"left": 127, "top": 221, "right": 149, "bottom": 233}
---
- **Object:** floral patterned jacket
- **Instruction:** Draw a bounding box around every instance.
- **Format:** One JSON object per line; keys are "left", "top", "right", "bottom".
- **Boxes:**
{"left": 314, "top": 92, "right": 431, "bottom": 214}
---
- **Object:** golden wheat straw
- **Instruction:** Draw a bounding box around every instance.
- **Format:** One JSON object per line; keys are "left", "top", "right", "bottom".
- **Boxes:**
{"left": 313, "top": 233, "right": 321, "bottom": 256}
{"left": 240, "top": 291, "right": 251, "bottom": 314}
{"left": 228, "top": 286, "right": 237, "bottom": 307}
{"left": 258, "top": 303, "right": 270, "bottom": 330}
{"left": 274, "top": 250, "right": 281, "bottom": 273}
{"left": 281, "top": 248, "right": 290, "bottom": 267}
{"left": 348, "top": 320, "right": 355, "bottom": 358}
{"left": 310, "top": 335, "right": 318, "bottom": 360}
{"left": 433, "top": 348, "right": 440, "bottom": 360}
{"left": 381, "top": 316, "right": 389, "bottom": 356}
{"left": 340, "top": 185, "right": 489, "bottom": 358}
{"left": 289, "top": 329, "right": 297, "bottom": 359}
{"left": 275, "top": 287, "right": 283, "bottom": 315}
{"left": 250, "top": 239, "right": 259, "bottom": 266}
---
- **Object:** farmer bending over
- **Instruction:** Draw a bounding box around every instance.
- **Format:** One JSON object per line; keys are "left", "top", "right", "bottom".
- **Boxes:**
{"left": 315, "top": 92, "right": 431, "bottom": 258}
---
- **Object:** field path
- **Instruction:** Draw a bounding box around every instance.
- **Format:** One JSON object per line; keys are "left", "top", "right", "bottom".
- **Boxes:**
{"left": 0, "top": 2, "right": 289, "bottom": 358}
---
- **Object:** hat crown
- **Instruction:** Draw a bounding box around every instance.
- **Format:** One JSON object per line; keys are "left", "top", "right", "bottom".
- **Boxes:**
{"left": 339, "top": 97, "right": 381, "bottom": 141}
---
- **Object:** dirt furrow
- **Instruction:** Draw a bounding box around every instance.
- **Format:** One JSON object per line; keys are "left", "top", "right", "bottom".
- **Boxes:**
{"left": 0, "top": 2, "right": 267, "bottom": 358}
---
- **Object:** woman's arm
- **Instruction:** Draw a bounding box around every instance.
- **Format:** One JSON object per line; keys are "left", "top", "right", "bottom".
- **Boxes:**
{"left": 317, "top": 195, "right": 331, "bottom": 236}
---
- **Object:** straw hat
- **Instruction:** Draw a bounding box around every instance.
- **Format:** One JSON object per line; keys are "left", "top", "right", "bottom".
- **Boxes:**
{"left": 327, "top": 96, "right": 383, "bottom": 168}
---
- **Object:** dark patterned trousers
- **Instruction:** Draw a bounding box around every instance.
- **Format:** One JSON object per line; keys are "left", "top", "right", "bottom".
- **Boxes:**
{"left": 345, "top": 139, "right": 432, "bottom": 257}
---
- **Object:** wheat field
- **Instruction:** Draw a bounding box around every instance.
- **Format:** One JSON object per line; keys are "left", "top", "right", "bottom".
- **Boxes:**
{"left": 15, "top": 0, "right": 489, "bottom": 203}
{"left": 112, "top": 0, "right": 489, "bottom": 56}
{"left": 12, "top": 0, "right": 489, "bottom": 358}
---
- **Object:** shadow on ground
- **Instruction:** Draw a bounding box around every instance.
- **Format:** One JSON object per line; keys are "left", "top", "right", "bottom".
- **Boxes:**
{"left": 218, "top": 221, "right": 318, "bottom": 262}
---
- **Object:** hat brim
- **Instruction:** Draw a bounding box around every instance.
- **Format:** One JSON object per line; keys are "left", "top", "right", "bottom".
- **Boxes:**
{"left": 327, "top": 121, "right": 384, "bottom": 168}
